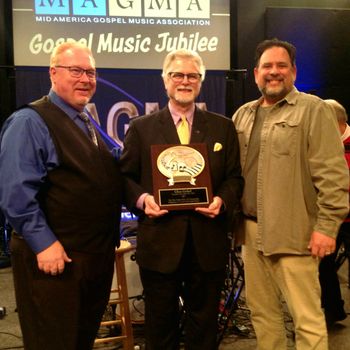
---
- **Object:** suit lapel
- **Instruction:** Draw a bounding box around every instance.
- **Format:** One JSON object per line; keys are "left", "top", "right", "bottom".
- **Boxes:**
{"left": 190, "top": 108, "right": 208, "bottom": 143}
{"left": 157, "top": 107, "right": 180, "bottom": 144}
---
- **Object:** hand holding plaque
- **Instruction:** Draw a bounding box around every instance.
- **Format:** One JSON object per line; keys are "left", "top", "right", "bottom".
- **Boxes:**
{"left": 151, "top": 143, "right": 213, "bottom": 210}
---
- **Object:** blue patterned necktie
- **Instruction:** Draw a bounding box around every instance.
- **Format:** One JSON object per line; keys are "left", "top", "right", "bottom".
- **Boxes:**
{"left": 78, "top": 112, "right": 98, "bottom": 146}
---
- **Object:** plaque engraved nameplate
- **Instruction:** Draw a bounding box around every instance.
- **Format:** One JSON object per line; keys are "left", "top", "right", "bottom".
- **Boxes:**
{"left": 151, "top": 143, "right": 213, "bottom": 210}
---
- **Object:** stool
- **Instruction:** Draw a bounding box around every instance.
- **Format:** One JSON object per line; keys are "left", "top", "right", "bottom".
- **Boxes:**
{"left": 94, "top": 240, "right": 135, "bottom": 349}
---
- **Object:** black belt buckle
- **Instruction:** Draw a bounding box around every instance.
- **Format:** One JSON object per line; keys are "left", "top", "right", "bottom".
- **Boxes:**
{"left": 244, "top": 215, "right": 257, "bottom": 222}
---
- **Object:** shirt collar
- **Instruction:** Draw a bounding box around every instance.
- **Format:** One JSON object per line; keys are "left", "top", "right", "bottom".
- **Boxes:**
{"left": 251, "top": 86, "right": 299, "bottom": 111}
{"left": 342, "top": 124, "right": 350, "bottom": 142}
{"left": 48, "top": 89, "right": 89, "bottom": 121}
{"left": 168, "top": 101, "right": 195, "bottom": 126}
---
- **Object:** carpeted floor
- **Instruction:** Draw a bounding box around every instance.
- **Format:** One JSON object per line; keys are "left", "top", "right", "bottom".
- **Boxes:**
{"left": 0, "top": 256, "right": 349, "bottom": 350}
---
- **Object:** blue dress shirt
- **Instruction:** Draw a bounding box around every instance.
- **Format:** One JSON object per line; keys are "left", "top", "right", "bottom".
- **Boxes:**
{"left": 0, "top": 90, "right": 92, "bottom": 254}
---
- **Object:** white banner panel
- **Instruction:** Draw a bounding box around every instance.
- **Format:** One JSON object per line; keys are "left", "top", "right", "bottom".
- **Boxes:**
{"left": 12, "top": 0, "right": 230, "bottom": 69}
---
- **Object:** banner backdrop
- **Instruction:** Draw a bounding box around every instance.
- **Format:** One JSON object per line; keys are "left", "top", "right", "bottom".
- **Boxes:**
{"left": 15, "top": 68, "right": 227, "bottom": 149}
{"left": 12, "top": 0, "right": 230, "bottom": 70}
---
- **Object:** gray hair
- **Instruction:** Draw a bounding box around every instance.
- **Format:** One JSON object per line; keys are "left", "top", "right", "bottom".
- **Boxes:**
{"left": 161, "top": 49, "right": 206, "bottom": 81}
{"left": 324, "top": 99, "right": 348, "bottom": 123}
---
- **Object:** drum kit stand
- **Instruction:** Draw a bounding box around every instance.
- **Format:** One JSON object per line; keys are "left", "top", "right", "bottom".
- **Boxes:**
{"left": 0, "top": 212, "right": 11, "bottom": 269}
{"left": 100, "top": 220, "right": 249, "bottom": 347}
{"left": 217, "top": 243, "right": 246, "bottom": 345}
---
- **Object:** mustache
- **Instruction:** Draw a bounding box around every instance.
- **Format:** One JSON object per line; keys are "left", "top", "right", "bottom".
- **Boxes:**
{"left": 265, "top": 74, "right": 283, "bottom": 81}
{"left": 177, "top": 86, "right": 193, "bottom": 91}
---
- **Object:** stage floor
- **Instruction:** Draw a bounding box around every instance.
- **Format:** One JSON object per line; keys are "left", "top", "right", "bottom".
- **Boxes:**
{"left": 1, "top": 260, "right": 349, "bottom": 350}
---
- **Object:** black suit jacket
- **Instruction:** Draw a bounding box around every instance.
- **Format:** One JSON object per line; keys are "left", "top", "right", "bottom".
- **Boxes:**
{"left": 120, "top": 106, "right": 243, "bottom": 273}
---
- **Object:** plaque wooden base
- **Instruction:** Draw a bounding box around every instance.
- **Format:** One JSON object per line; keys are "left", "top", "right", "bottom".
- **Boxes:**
{"left": 151, "top": 143, "right": 213, "bottom": 210}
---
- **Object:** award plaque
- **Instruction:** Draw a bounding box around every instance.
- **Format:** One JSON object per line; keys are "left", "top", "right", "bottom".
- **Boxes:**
{"left": 151, "top": 143, "right": 213, "bottom": 210}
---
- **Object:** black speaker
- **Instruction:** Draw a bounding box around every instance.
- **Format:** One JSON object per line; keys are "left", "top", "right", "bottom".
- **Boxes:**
{"left": 225, "top": 69, "right": 247, "bottom": 117}
{"left": 0, "top": 0, "right": 16, "bottom": 127}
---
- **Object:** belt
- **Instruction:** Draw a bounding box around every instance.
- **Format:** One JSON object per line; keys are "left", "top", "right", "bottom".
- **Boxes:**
{"left": 244, "top": 215, "right": 257, "bottom": 222}
{"left": 12, "top": 231, "right": 24, "bottom": 239}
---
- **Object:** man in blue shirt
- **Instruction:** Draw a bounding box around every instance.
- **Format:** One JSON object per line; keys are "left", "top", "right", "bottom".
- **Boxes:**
{"left": 0, "top": 42, "right": 122, "bottom": 350}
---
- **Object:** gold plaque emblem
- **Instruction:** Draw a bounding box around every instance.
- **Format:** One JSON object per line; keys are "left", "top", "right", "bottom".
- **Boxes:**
{"left": 157, "top": 145, "right": 205, "bottom": 186}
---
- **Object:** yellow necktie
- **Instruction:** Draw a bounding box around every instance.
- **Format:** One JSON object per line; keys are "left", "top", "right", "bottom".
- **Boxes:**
{"left": 177, "top": 115, "right": 190, "bottom": 144}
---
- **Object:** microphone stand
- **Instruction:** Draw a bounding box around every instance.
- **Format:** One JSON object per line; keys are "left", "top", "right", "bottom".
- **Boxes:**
{"left": 0, "top": 219, "right": 11, "bottom": 269}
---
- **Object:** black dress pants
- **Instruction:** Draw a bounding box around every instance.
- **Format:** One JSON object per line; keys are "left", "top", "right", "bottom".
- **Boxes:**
{"left": 319, "top": 222, "right": 350, "bottom": 323}
{"left": 139, "top": 230, "right": 225, "bottom": 350}
{"left": 10, "top": 235, "right": 115, "bottom": 350}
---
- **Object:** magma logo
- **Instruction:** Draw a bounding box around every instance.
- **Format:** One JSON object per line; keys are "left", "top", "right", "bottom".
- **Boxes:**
{"left": 34, "top": 0, "right": 210, "bottom": 19}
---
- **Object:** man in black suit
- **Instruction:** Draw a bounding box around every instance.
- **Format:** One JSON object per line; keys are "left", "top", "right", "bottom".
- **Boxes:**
{"left": 120, "top": 49, "right": 243, "bottom": 349}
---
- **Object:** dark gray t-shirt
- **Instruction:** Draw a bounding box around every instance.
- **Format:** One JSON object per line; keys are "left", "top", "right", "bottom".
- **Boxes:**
{"left": 242, "top": 105, "right": 273, "bottom": 218}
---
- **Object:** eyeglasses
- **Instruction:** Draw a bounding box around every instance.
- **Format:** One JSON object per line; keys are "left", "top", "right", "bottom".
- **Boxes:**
{"left": 55, "top": 65, "right": 97, "bottom": 79}
{"left": 168, "top": 72, "right": 202, "bottom": 83}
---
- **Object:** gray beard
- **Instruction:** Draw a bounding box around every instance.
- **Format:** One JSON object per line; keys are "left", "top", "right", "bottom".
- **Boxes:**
{"left": 171, "top": 92, "right": 196, "bottom": 106}
{"left": 259, "top": 86, "right": 289, "bottom": 101}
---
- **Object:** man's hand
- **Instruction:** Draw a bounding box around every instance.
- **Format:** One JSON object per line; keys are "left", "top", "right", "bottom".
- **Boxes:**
{"left": 308, "top": 231, "right": 336, "bottom": 258}
{"left": 195, "top": 196, "right": 223, "bottom": 218}
{"left": 144, "top": 194, "right": 168, "bottom": 218}
{"left": 36, "top": 240, "right": 72, "bottom": 275}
